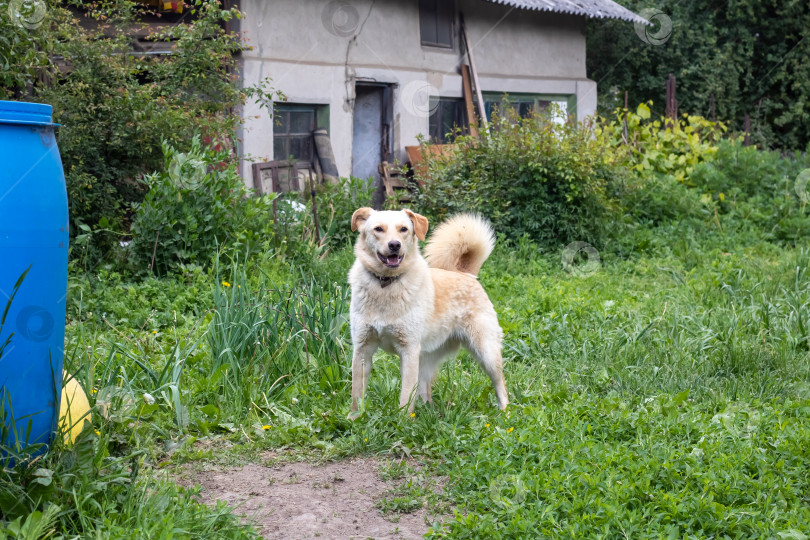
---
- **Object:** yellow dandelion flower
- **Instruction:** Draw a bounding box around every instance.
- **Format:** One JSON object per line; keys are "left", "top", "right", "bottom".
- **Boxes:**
{"left": 486, "top": 423, "right": 490, "bottom": 428}
{"left": 410, "top": 413, "right": 415, "bottom": 418}
{"left": 152, "top": 330, "right": 157, "bottom": 334}
{"left": 222, "top": 281, "right": 231, "bottom": 287}
{"left": 94, "top": 430, "right": 100, "bottom": 436}
{"left": 507, "top": 427, "right": 514, "bottom": 433}
{"left": 262, "top": 425, "right": 271, "bottom": 430}
{"left": 364, "top": 438, "right": 368, "bottom": 442}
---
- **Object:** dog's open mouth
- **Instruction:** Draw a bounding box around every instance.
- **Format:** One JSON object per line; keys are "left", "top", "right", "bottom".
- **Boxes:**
{"left": 377, "top": 252, "right": 404, "bottom": 268}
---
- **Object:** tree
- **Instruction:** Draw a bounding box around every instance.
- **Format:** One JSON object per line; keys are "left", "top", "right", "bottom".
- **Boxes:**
{"left": 588, "top": 0, "right": 810, "bottom": 150}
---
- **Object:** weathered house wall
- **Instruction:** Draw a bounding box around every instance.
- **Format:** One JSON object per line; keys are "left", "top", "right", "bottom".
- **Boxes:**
{"left": 239, "top": 0, "right": 597, "bottom": 179}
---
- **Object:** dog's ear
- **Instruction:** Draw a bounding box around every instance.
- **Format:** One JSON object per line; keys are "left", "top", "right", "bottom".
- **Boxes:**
{"left": 351, "top": 207, "right": 374, "bottom": 232}
{"left": 404, "top": 209, "right": 429, "bottom": 241}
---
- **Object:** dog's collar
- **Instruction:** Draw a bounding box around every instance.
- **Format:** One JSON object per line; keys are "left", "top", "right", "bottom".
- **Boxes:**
{"left": 368, "top": 269, "right": 400, "bottom": 288}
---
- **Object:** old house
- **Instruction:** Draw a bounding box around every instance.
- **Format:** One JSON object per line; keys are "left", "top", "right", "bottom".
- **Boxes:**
{"left": 236, "top": 0, "right": 645, "bottom": 192}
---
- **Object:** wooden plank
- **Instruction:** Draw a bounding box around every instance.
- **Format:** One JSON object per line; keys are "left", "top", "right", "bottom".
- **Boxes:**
{"left": 459, "top": 14, "right": 488, "bottom": 132}
{"left": 460, "top": 64, "right": 479, "bottom": 138}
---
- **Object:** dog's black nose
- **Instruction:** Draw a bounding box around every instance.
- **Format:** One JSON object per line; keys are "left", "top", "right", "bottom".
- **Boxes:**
{"left": 388, "top": 240, "right": 401, "bottom": 253}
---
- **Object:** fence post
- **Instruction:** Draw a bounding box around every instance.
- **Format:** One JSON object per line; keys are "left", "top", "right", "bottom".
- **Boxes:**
{"left": 665, "top": 74, "right": 678, "bottom": 128}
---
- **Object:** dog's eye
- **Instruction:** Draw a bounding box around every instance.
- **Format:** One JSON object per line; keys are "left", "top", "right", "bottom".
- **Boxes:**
{"left": 400, "top": 227, "right": 408, "bottom": 233}
{"left": 374, "top": 226, "right": 383, "bottom": 232}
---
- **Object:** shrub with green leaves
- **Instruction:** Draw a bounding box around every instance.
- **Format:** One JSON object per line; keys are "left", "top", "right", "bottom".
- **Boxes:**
{"left": 597, "top": 102, "right": 726, "bottom": 184}
{"left": 315, "top": 176, "right": 376, "bottom": 250}
{"left": 129, "top": 137, "right": 276, "bottom": 276}
{"left": 4, "top": 0, "right": 279, "bottom": 266}
{"left": 587, "top": 0, "right": 810, "bottom": 150}
{"left": 689, "top": 139, "right": 810, "bottom": 244}
{"left": 414, "top": 109, "right": 624, "bottom": 250}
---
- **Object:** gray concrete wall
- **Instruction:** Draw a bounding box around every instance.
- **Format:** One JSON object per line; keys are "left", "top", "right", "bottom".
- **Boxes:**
{"left": 239, "top": 0, "right": 598, "bottom": 179}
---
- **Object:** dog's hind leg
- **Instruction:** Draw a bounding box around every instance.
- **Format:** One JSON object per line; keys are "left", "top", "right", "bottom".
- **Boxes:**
{"left": 463, "top": 324, "right": 509, "bottom": 410}
{"left": 418, "top": 340, "right": 460, "bottom": 404}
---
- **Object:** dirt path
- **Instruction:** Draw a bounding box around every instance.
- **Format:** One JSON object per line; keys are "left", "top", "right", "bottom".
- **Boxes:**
{"left": 176, "top": 457, "right": 442, "bottom": 539}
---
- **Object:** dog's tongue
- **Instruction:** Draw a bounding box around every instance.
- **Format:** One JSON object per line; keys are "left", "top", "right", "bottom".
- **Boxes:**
{"left": 386, "top": 255, "right": 399, "bottom": 265}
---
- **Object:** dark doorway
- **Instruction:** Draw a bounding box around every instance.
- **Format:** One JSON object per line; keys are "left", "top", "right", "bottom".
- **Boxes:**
{"left": 351, "top": 83, "right": 393, "bottom": 209}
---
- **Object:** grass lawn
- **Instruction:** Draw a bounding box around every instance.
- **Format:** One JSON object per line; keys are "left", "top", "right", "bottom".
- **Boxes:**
{"left": 5, "top": 214, "right": 805, "bottom": 538}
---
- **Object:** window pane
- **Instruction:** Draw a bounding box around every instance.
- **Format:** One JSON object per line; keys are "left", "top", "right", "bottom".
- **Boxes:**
{"left": 274, "top": 111, "right": 288, "bottom": 135}
{"left": 290, "top": 110, "right": 315, "bottom": 134}
{"left": 429, "top": 98, "right": 464, "bottom": 142}
{"left": 289, "top": 136, "right": 313, "bottom": 162}
{"left": 436, "top": 0, "right": 453, "bottom": 47}
{"left": 419, "top": 0, "right": 438, "bottom": 45}
{"left": 273, "top": 137, "right": 287, "bottom": 160}
{"left": 272, "top": 104, "right": 326, "bottom": 164}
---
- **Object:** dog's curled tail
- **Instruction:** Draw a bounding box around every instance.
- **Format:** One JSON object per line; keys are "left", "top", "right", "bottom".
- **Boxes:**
{"left": 424, "top": 214, "right": 495, "bottom": 276}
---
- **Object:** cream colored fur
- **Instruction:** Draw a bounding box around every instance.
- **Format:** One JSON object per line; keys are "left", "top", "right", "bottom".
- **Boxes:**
{"left": 424, "top": 213, "right": 495, "bottom": 275}
{"left": 347, "top": 208, "right": 508, "bottom": 416}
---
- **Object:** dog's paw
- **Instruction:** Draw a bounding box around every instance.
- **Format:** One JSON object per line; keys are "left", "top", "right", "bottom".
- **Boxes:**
{"left": 347, "top": 410, "right": 363, "bottom": 421}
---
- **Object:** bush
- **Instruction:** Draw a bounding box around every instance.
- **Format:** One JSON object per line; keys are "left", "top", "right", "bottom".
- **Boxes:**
{"left": 587, "top": 0, "right": 810, "bottom": 150}
{"left": 315, "top": 176, "right": 376, "bottom": 250}
{"left": 414, "top": 108, "right": 624, "bottom": 250}
{"left": 689, "top": 139, "right": 810, "bottom": 244}
{"left": 128, "top": 137, "right": 275, "bottom": 276}
{"left": 597, "top": 102, "right": 726, "bottom": 184}
{"left": 4, "top": 0, "right": 278, "bottom": 265}
{"left": 691, "top": 139, "right": 810, "bottom": 201}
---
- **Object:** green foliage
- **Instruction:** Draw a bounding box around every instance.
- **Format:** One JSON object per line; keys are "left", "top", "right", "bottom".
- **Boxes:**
{"left": 66, "top": 265, "right": 212, "bottom": 330}
{"left": 689, "top": 139, "right": 810, "bottom": 244}
{"left": 588, "top": 0, "right": 810, "bottom": 150}
{"left": 315, "top": 176, "right": 376, "bottom": 251}
{"left": 204, "top": 265, "right": 351, "bottom": 423}
{"left": 690, "top": 139, "right": 810, "bottom": 201}
{"left": 4, "top": 0, "right": 279, "bottom": 264}
{"left": 0, "top": 0, "right": 51, "bottom": 96}
{"left": 598, "top": 102, "right": 726, "bottom": 183}
{"left": 414, "top": 109, "right": 624, "bottom": 250}
{"left": 128, "top": 137, "right": 276, "bottom": 276}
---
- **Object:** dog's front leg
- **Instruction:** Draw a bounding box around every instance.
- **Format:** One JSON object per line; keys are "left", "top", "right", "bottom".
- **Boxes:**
{"left": 350, "top": 330, "right": 378, "bottom": 417}
{"left": 397, "top": 344, "right": 421, "bottom": 414}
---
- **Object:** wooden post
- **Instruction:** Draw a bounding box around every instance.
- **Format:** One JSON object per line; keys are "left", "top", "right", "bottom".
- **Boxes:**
{"left": 459, "top": 14, "right": 488, "bottom": 132}
{"left": 665, "top": 73, "right": 677, "bottom": 127}
{"left": 460, "top": 64, "right": 479, "bottom": 138}
{"left": 310, "top": 160, "right": 322, "bottom": 245}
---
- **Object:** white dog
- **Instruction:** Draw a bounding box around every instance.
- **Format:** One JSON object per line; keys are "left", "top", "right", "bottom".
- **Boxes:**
{"left": 348, "top": 208, "right": 508, "bottom": 416}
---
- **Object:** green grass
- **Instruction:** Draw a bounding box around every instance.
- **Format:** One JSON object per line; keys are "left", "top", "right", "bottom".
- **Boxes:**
{"left": 3, "top": 206, "right": 810, "bottom": 537}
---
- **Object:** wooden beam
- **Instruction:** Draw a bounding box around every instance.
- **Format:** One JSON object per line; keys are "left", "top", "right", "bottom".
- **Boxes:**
{"left": 459, "top": 14, "right": 488, "bottom": 132}
{"left": 460, "top": 64, "right": 479, "bottom": 138}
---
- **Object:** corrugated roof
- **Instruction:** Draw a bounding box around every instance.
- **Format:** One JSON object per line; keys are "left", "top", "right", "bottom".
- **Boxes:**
{"left": 485, "top": 0, "right": 649, "bottom": 25}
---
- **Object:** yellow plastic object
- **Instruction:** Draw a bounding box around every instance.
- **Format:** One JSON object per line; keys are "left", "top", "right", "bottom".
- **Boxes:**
{"left": 59, "top": 372, "right": 92, "bottom": 444}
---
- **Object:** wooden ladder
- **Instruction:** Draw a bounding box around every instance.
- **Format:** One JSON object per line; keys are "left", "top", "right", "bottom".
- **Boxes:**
{"left": 378, "top": 161, "right": 412, "bottom": 205}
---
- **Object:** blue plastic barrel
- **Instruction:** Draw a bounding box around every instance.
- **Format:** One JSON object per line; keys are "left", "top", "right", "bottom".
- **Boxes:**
{"left": 0, "top": 100, "right": 69, "bottom": 450}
